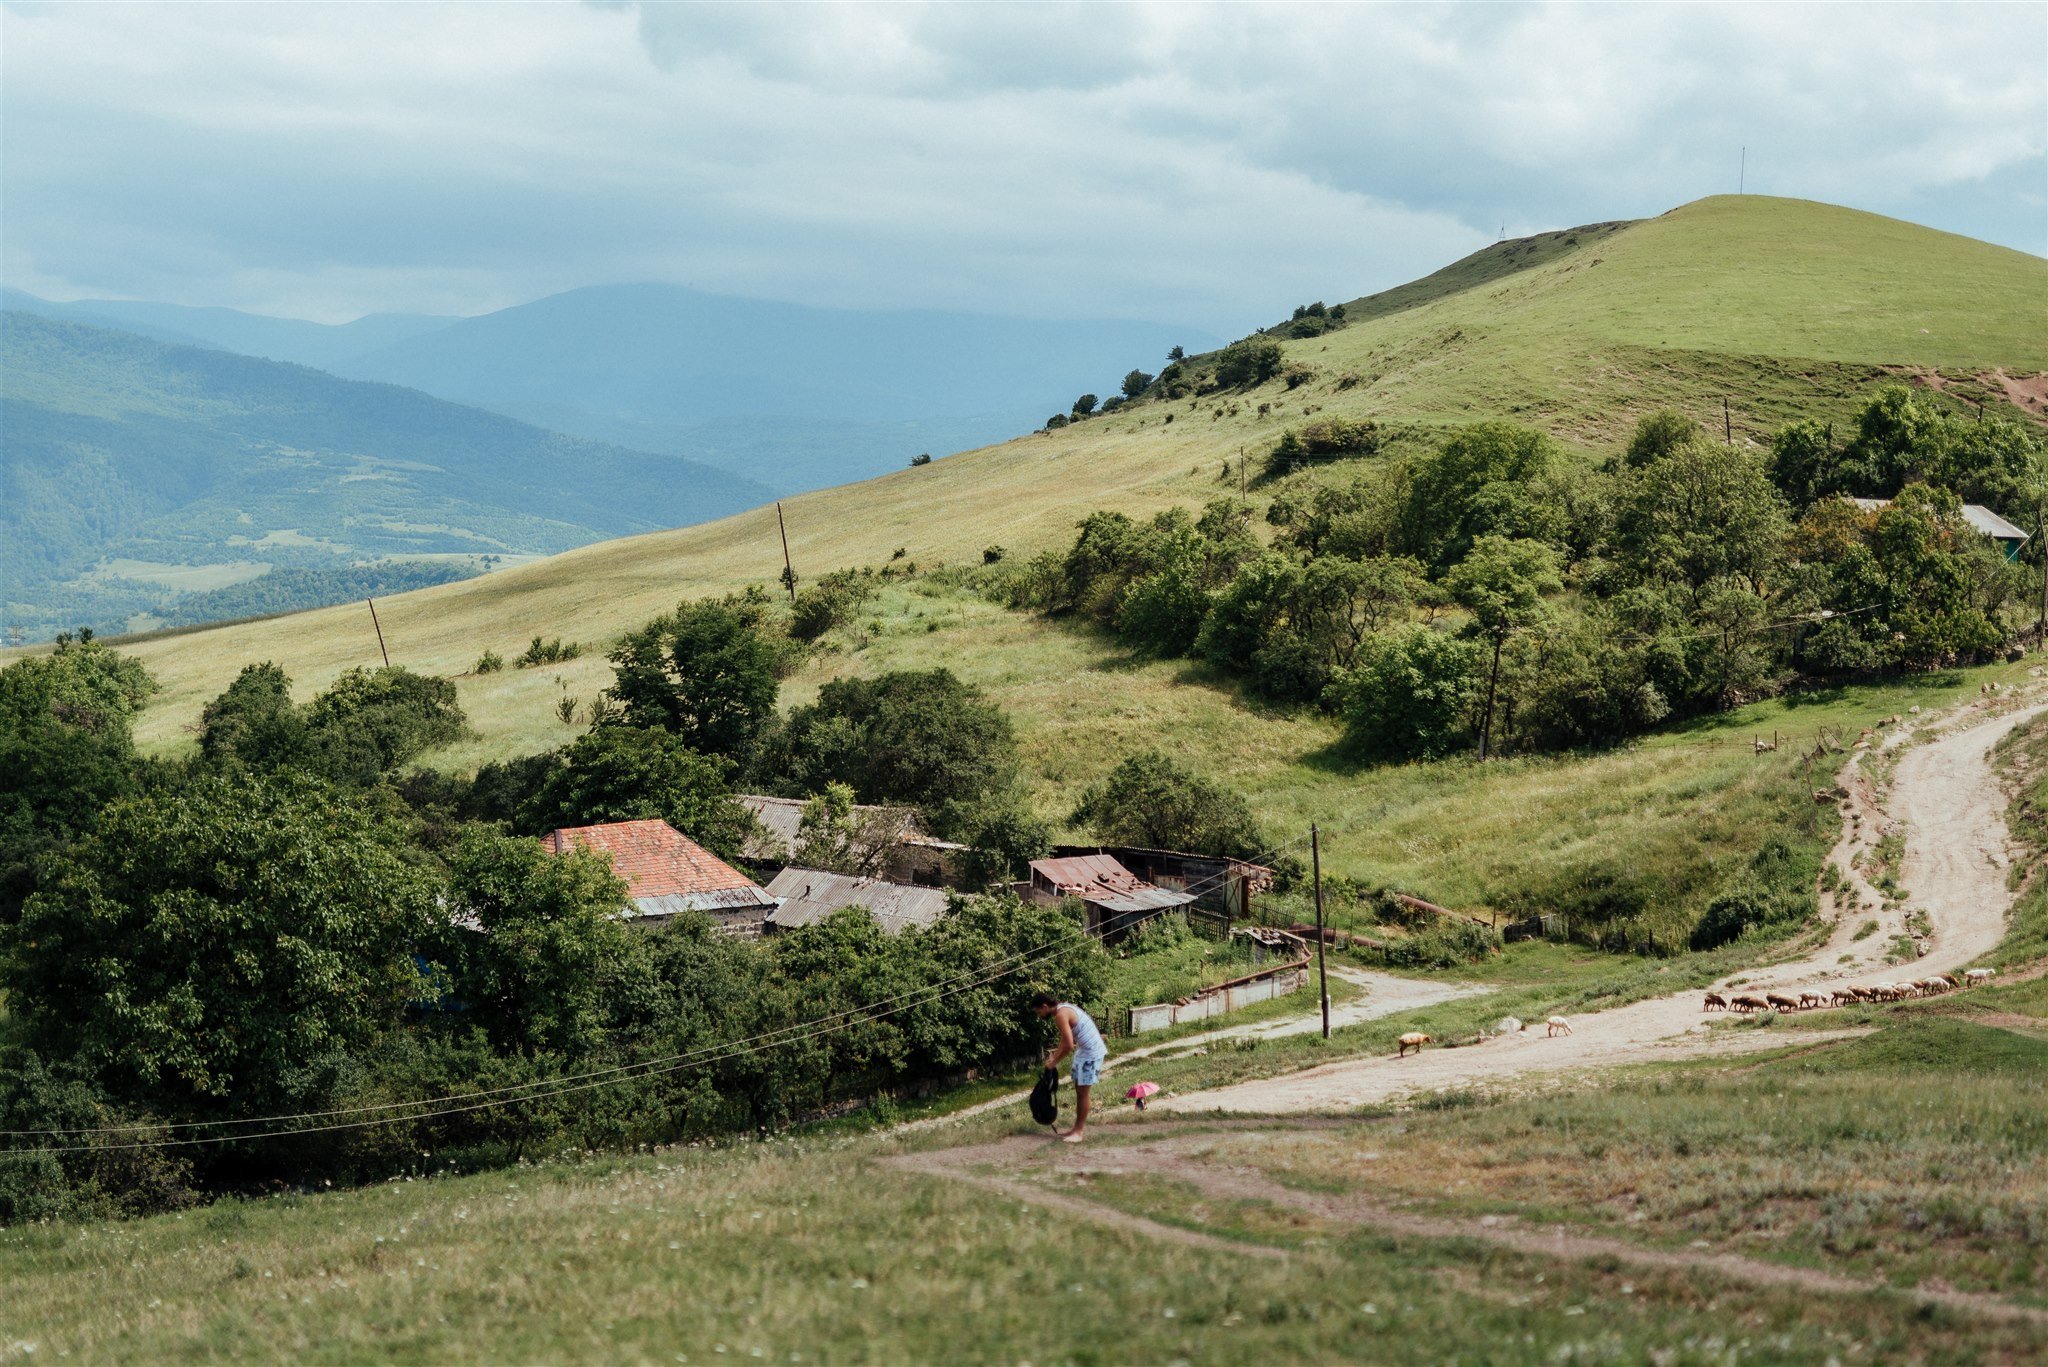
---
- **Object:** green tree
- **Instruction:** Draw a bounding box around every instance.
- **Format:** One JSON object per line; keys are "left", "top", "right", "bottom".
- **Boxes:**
{"left": 791, "top": 782, "right": 908, "bottom": 876}
{"left": 438, "top": 827, "right": 639, "bottom": 1056}
{"left": 198, "top": 662, "right": 307, "bottom": 768}
{"left": 1612, "top": 439, "right": 1788, "bottom": 598}
{"left": 523, "top": 727, "right": 754, "bottom": 860}
{"left": 1070, "top": 750, "right": 1268, "bottom": 861}
{"left": 607, "top": 599, "right": 783, "bottom": 758}
{"left": 1402, "top": 422, "right": 1563, "bottom": 570}
{"left": 1121, "top": 369, "right": 1154, "bottom": 398}
{"left": 1072, "top": 393, "right": 1099, "bottom": 416}
{"left": 761, "top": 670, "right": 1022, "bottom": 838}
{"left": 300, "top": 666, "right": 467, "bottom": 784}
{"left": 1445, "top": 536, "right": 1561, "bottom": 758}
{"left": 3, "top": 771, "right": 437, "bottom": 1108}
{"left": 1329, "top": 627, "right": 1480, "bottom": 762}
{"left": 1622, "top": 409, "right": 1704, "bottom": 467}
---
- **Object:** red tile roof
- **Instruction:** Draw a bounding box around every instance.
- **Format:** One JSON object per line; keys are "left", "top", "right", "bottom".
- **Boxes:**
{"left": 544, "top": 819, "right": 775, "bottom": 914}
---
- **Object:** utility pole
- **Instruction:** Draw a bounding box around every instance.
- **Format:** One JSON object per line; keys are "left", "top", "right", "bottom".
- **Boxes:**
{"left": 2036, "top": 501, "right": 2046, "bottom": 649}
{"left": 775, "top": 501, "right": 797, "bottom": 602}
{"left": 366, "top": 598, "right": 390, "bottom": 667}
{"left": 1311, "top": 823, "right": 1331, "bottom": 1040}
{"left": 1723, "top": 396, "right": 1733, "bottom": 445}
{"left": 1239, "top": 447, "right": 1246, "bottom": 500}
{"left": 1739, "top": 146, "right": 1746, "bottom": 194}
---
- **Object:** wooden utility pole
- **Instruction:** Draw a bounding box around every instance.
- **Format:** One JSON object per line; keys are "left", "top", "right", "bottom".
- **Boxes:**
{"left": 366, "top": 598, "right": 390, "bottom": 667}
{"left": 2036, "top": 501, "right": 2046, "bottom": 649}
{"left": 1738, "top": 146, "right": 1746, "bottom": 194}
{"left": 1239, "top": 447, "right": 1246, "bottom": 500}
{"left": 1723, "top": 396, "right": 1733, "bottom": 445}
{"left": 775, "top": 502, "right": 796, "bottom": 602}
{"left": 1311, "top": 824, "right": 1331, "bottom": 1040}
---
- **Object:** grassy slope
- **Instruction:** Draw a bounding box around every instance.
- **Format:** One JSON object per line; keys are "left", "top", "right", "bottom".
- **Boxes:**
{"left": 81, "top": 195, "right": 2047, "bottom": 758}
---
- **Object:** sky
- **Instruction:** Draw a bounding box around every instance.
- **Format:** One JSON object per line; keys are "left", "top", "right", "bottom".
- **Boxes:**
{"left": 2, "top": 1, "right": 2042, "bottom": 332}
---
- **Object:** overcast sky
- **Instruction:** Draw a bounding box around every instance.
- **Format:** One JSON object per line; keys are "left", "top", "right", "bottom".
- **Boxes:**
{"left": 3, "top": 2, "right": 2041, "bottom": 331}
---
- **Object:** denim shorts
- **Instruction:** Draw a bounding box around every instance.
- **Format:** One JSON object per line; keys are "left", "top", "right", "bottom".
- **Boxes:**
{"left": 1071, "top": 1049, "right": 1104, "bottom": 1087}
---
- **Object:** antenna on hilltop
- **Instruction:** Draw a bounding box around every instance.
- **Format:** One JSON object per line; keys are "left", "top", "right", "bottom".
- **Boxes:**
{"left": 1498, "top": 222, "right": 1506, "bottom": 242}
{"left": 1739, "top": 146, "right": 1746, "bottom": 195}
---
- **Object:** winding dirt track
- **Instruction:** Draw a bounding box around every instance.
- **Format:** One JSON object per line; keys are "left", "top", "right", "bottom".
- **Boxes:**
{"left": 1154, "top": 699, "right": 2044, "bottom": 1115}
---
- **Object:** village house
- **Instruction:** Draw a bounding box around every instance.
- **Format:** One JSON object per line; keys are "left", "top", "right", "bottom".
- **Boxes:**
{"left": 1048, "top": 844, "right": 1275, "bottom": 934}
{"left": 761, "top": 868, "right": 953, "bottom": 936}
{"left": 737, "top": 794, "right": 967, "bottom": 887}
{"left": 544, "top": 818, "right": 777, "bottom": 935}
{"left": 1847, "top": 497, "right": 2031, "bottom": 559}
{"left": 1024, "top": 852, "right": 1198, "bottom": 942}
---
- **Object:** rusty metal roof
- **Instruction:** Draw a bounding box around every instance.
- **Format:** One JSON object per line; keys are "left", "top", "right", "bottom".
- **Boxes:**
{"left": 545, "top": 819, "right": 775, "bottom": 917}
{"left": 736, "top": 795, "right": 964, "bottom": 861}
{"left": 762, "top": 867, "right": 952, "bottom": 934}
{"left": 1028, "top": 854, "right": 1198, "bottom": 913}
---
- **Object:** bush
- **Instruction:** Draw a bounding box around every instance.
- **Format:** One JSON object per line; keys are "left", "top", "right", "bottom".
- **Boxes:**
{"left": 1072, "top": 394, "right": 1098, "bottom": 417}
{"left": 789, "top": 569, "right": 880, "bottom": 644}
{"left": 982, "top": 544, "right": 1007, "bottom": 565}
{"left": 516, "top": 637, "right": 581, "bottom": 667}
{"left": 475, "top": 649, "right": 505, "bottom": 674}
{"left": 1214, "top": 337, "right": 1284, "bottom": 388}
{"left": 1046, "top": 413, "right": 1070, "bottom": 430}
{"left": 1121, "top": 369, "right": 1154, "bottom": 399}
{"left": 1384, "top": 919, "right": 1500, "bottom": 968}
{"left": 909, "top": 452, "right": 933, "bottom": 467}
{"left": 522, "top": 726, "right": 755, "bottom": 860}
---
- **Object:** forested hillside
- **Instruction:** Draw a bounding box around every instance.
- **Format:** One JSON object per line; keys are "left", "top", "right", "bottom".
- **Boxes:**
{"left": 0, "top": 313, "right": 771, "bottom": 638}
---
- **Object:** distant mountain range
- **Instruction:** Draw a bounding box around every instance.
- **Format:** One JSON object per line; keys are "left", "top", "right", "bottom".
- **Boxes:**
{"left": 4, "top": 285, "right": 1214, "bottom": 495}
{"left": 0, "top": 311, "right": 771, "bottom": 638}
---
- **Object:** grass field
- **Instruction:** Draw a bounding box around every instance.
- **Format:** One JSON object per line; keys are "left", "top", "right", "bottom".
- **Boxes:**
{"left": 23, "top": 194, "right": 2039, "bottom": 770}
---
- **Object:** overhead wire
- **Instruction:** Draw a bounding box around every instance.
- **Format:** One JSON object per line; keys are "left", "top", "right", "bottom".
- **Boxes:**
{"left": 4, "top": 831, "right": 1314, "bottom": 1153}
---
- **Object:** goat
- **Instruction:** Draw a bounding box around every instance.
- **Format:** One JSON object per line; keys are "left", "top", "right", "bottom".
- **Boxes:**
{"left": 1701, "top": 991, "right": 1728, "bottom": 1012}
{"left": 1730, "top": 994, "right": 1768, "bottom": 1014}
{"left": 1964, "top": 967, "right": 1997, "bottom": 985}
{"left": 1765, "top": 992, "right": 1800, "bottom": 1012}
{"left": 1397, "top": 1032, "right": 1433, "bottom": 1057}
{"left": 1546, "top": 1015, "right": 1572, "bottom": 1036}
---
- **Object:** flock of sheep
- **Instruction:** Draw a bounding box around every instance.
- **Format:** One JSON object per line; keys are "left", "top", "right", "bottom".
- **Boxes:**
{"left": 1703, "top": 966, "right": 1998, "bottom": 1015}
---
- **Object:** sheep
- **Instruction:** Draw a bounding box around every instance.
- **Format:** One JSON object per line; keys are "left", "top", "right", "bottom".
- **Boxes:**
{"left": 1798, "top": 991, "right": 1828, "bottom": 1010}
{"left": 1730, "top": 994, "right": 1768, "bottom": 1014}
{"left": 1931, "top": 972, "right": 1959, "bottom": 991}
{"left": 1765, "top": 992, "right": 1801, "bottom": 1012}
{"left": 1701, "top": 991, "right": 1728, "bottom": 1012}
{"left": 1964, "top": 967, "right": 1997, "bottom": 985}
{"left": 1546, "top": 1015, "right": 1573, "bottom": 1037}
{"left": 1397, "top": 1032, "right": 1433, "bottom": 1057}
{"left": 1837, "top": 985, "right": 1870, "bottom": 1002}
{"left": 1914, "top": 977, "right": 1949, "bottom": 996}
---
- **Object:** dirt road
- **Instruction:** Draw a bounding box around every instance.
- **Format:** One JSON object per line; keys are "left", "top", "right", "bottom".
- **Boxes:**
{"left": 1159, "top": 700, "right": 2042, "bottom": 1115}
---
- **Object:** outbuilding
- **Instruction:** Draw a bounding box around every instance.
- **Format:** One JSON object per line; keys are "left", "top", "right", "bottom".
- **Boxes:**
{"left": 761, "top": 867, "right": 953, "bottom": 935}
{"left": 1025, "top": 853, "right": 1197, "bottom": 942}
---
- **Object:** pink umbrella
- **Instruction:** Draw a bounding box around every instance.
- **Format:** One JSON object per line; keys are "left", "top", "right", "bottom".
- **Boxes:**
{"left": 1125, "top": 1082, "right": 1161, "bottom": 1112}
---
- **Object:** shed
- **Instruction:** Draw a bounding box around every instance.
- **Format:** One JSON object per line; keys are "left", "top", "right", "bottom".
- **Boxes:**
{"left": 544, "top": 818, "right": 776, "bottom": 934}
{"left": 1049, "top": 845, "right": 1275, "bottom": 934}
{"left": 738, "top": 794, "right": 968, "bottom": 887}
{"left": 761, "top": 868, "right": 953, "bottom": 935}
{"left": 1026, "top": 853, "right": 1197, "bottom": 942}
{"left": 1847, "top": 497, "right": 2031, "bottom": 559}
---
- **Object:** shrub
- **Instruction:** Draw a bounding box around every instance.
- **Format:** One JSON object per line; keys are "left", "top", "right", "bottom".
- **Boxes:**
{"left": 1329, "top": 627, "right": 1480, "bottom": 762}
{"left": 789, "top": 569, "right": 880, "bottom": 643}
{"left": 1214, "top": 336, "right": 1284, "bottom": 388}
{"left": 475, "top": 649, "right": 505, "bottom": 674}
{"left": 1072, "top": 394, "right": 1098, "bottom": 417}
{"left": 909, "top": 452, "right": 933, "bottom": 467}
{"left": 1122, "top": 369, "right": 1154, "bottom": 398}
{"left": 1283, "top": 365, "right": 1314, "bottom": 389}
{"left": 1384, "top": 919, "right": 1500, "bottom": 968}
{"left": 516, "top": 637, "right": 581, "bottom": 667}
{"left": 982, "top": 544, "right": 1007, "bottom": 565}
{"left": 1046, "top": 413, "right": 1070, "bottom": 430}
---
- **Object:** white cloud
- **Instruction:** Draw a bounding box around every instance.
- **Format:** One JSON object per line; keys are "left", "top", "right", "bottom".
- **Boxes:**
{"left": 1, "top": 1, "right": 2039, "bottom": 325}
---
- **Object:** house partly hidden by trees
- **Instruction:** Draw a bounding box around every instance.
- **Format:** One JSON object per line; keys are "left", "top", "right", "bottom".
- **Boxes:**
{"left": 737, "top": 793, "right": 966, "bottom": 887}
{"left": 544, "top": 818, "right": 776, "bottom": 934}
{"left": 762, "top": 868, "right": 952, "bottom": 935}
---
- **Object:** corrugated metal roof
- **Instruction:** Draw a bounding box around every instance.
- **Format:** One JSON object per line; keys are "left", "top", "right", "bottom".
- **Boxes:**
{"left": 736, "top": 794, "right": 963, "bottom": 861}
{"left": 1846, "top": 497, "right": 2029, "bottom": 542}
{"left": 1028, "top": 854, "right": 1198, "bottom": 913}
{"left": 545, "top": 819, "right": 775, "bottom": 917}
{"left": 762, "top": 867, "right": 952, "bottom": 934}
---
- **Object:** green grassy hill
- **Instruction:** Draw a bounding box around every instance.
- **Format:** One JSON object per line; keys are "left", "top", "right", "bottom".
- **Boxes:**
{"left": 19, "top": 195, "right": 2045, "bottom": 903}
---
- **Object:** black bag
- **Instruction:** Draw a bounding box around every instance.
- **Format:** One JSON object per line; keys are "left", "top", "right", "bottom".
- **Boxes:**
{"left": 1028, "top": 1067, "right": 1059, "bottom": 1126}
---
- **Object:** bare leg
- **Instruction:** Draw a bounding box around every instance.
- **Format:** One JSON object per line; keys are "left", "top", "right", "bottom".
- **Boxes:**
{"left": 1061, "top": 1085, "right": 1092, "bottom": 1143}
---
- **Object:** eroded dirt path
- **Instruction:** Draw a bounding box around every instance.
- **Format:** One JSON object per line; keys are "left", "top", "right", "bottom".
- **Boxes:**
{"left": 1160, "top": 699, "right": 2043, "bottom": 1116}
{"left": 882, "top": 1130, "right": 2048, "bottom": 1326}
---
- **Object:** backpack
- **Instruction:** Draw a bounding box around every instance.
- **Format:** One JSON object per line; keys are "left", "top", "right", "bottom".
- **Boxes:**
{"left": 1028, "top": 1067, "right": 1059, "bottom": 1126}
